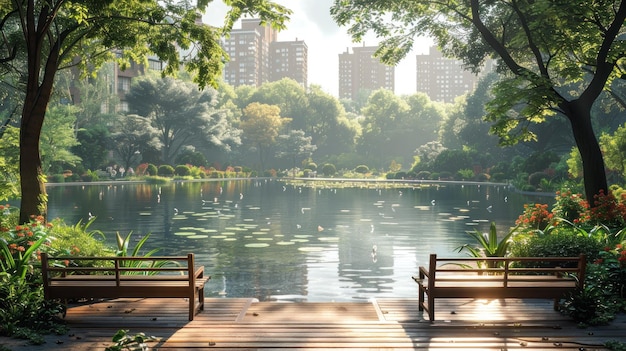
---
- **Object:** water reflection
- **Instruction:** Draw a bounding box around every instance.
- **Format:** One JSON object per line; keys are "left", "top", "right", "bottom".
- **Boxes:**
{"left": 47, "top": 180, "right": 552, "bottom": 301}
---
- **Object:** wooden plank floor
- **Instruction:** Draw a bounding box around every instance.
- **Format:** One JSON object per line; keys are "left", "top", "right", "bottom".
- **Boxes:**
{"left": 2, "top": 297, "right": 625, "bottom": 350}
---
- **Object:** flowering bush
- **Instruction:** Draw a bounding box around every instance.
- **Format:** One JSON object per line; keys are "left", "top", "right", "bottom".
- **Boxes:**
{"left": 0, "top": 214, "right": 54, "bottom": 280}
{"left": 552, "top": 189, "right": 588, "bottom": 223}
{"left": 515, "top": 203, "right": 553, "bottom": 231}
{"left": 587, "top": 190, "right": 626, "bottom": 229}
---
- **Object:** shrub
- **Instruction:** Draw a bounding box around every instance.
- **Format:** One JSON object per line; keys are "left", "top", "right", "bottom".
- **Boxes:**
{"left": 416, "top": 171, "right": 431, "bottom": 180}
{"left": 306, "top": 162, "right": 317, "bottom": 171}
{"left": 174, "top": 165, "right": 191, "bottom": 176}
{"left": 456, "top": 169, "right": 474, "bottom": 180}
{"left": 48, "top": 174, "right": 64, "bottom": 183}
{"left": 354, "top": 165, "right": 369, "bottom": 174}
{"left": 157, "top": 165, "right": 175, "bottom": 177}
{"left": 528, "top": 171, "right": 549, "bottom": 188}
{"left": 81, "top": 170, "right": 99, "bottom": 182}
{"left": 509, "top": 228, "right": 602, "bottom": 261}
{"left": 146, "top": 164, "right": 158, "bottom": 176}
{"left": 321, "top": 163, "right": 336, "bottom": 177}
{"left": 515, "top": 203, "right": 553, "bottom": 231}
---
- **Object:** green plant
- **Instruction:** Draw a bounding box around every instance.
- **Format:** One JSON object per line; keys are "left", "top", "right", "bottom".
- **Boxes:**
{"left": 456, "top": 222, "right": 517, "bottom": 266}
{"left": 509, "top": 226, "right": 603, "bottom": 262}
{"left": 605, "top": 340, "right": 626, "bottom": 351}
{"left": 0, "top": 214, "right": 67, "bottom": 342}
{"left": 105, "top": 329, "right": 157, "bottom": 351}
{"left": 157, "top": 165, "right": 175, "bottom": 177}
{"left": 0, "top": 215, "right": 52, "bottom": 280}
{"left": 146, "top": 164, "right": 158, "bottom": 176}
{"left": 115, "top": 232, "right": 174, "bottom": 274}
{"left": 48, "top": 217, "right": 111, "bottom": 258}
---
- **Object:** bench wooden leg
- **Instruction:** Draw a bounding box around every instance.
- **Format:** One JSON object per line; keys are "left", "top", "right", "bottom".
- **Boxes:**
{"left": 427, "top": 295, "right": 434, "bottom": 321}
{"left": 199, "top": 286, "right": 205, "bottom": 311}
{"left": 189, "top": 297, "right": 195, "bottom": 321}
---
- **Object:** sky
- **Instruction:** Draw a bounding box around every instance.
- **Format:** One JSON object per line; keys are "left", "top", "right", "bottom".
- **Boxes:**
{"left": 202, "top": 0, "right": 434, "bottom": 97}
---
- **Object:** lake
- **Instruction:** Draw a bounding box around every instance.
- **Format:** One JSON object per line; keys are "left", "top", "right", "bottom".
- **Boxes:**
{"left": 46, "top": 179, "right": 551, "bottom": 301}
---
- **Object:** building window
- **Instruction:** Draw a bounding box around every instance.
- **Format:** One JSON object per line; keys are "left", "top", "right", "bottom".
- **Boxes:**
{"left": 118, "top": 77, "right": 131, "bottom": 93}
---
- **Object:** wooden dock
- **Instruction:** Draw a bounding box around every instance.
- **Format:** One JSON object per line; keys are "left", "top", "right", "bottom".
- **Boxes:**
{"left": 2, "top": 297, "right": 625, "bottom": 350}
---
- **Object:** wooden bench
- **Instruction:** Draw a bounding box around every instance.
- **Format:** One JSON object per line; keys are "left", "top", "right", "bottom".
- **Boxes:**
{"left": 413, "top": 254, "right": 586, "bottom": 321}
{"left": 41, "top": 253, "right": 210, "bottom": 320}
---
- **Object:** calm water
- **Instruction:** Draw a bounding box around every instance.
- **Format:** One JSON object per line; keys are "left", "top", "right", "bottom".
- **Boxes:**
{"left": 46, "top": 179, "right": 551, "bottom": 301}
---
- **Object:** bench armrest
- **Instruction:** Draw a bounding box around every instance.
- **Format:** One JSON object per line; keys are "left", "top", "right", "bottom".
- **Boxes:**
{"left": 194, "top": 265, "right": 205, "bottom": 279}
{"left": 418, "top": 266, "right": 429, "bottom": 279}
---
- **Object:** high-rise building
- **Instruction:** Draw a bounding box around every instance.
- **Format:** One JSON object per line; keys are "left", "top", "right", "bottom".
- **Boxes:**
{"left": 222, "top": 19, "right": 307, "bottom": 88}
{"left": 269, "top": 39, "right": 308, "bottom": 88}
{"left": 338, "top": 46, "right": 394, "bottom": 101}
{"left": 416, "top": 46, "right": 482, "bottom": 103}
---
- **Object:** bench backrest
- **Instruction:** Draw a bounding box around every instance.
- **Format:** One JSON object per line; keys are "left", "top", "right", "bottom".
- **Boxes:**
{"left": 41, "top": 253, "right": 197, "bottom": 288}
{"left": 425, "top": 254, "right": 586, "bottom": 289}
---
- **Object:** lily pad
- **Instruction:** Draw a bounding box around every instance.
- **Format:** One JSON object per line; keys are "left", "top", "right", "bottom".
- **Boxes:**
{"left": 245, "top": 243, "right": 270, "bottom": 248}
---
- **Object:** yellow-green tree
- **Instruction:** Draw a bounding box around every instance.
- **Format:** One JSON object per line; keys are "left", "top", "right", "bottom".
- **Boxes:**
{"left": 240, "top": 102, "right": 290, "bottom": 173}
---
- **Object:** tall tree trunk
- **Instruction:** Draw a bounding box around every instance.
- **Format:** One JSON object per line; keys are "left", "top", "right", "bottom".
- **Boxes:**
{"left": 562, "top": 100, "right": 608, "bottom": 203}
{"left": 19, "top": 1, "right": 59, "bottom": 223}
{"left": 20, "top": 89, "right": 49, "bottom": 223}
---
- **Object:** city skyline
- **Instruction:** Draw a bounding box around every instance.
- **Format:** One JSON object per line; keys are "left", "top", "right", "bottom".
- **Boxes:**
{"left": 202, "top": 0, "right": 433, "bottom": 97}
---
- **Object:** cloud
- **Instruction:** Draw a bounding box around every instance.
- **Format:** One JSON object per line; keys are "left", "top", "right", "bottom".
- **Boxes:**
{"left": 301, "top": 0, "right": 342, "bottom": 36}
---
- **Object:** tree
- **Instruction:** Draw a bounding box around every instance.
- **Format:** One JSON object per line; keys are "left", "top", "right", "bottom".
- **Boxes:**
{"left": 331, "top": 0, "right": 626, "bottom": 204}
{"left": 125, "top": 76, "right": 238, "bottom": 164}
{"left": 240, "top": 102, "right": 290, "bottom": 172}
{"left": 0, "top": 0, "right": 290, "bottom": 223}
{"left": 73, "top": 126, "right": 110, "bottom": 171}
{"left": 40, "top": 104, "right": 81, "bottom": 174}
{"left": 109, "top": 114, "right": 162, "bottom": 170}
{"left": 600, "top": 124, "right": 626, "bottom": 183}
{"left": 358, "top": 89, "right": 412, "bottom": 167}
{"left": 276, "top": 130, "right": 317, "bottom": 177}
{"left": 0, "top": 126, "right": 20, "bottom": 200}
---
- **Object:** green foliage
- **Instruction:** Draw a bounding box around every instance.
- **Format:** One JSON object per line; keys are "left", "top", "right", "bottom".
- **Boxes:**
{"left": 509, "top": 228, "right": 602, "bottom": 262}
{"left": 561, "top": 243, "right": 626, "bottom": 325}
{"left": 354, "top": 165, "right": 369, "bottom": 174}
{"left": 175, "top": 165, "right": 191, "bottom": 176}
{"left": 175, "top": 150, "right": 208, "bottom": 167}
{"left": 105, "top": 329, "right": 157, "bottom": 351}
{"left": 48, "top": 218, "right": 111, "bottom": 258}
{"left": 456, "top": 169, "right": 474, "bottom": 180}
{"left": 321, "top": 163, "right": 336, "bottom": 177}
{"left": 528, "top": 172, "right": 549, "bottom": 188}
{"left": 40, "top": 105, "right": 81, "bottom": 174}
{"left": 457, "top": 222, "right": 517, "bottom": 260}
{"left": 0, "top": 126, "right": 20, "bottom": 201}
{"left": 157, "top": 165, "right": 175, "bottom": 177}
{"left": 146, "top": 164, "right": 158, "bottom": 176}
{"left": 0, "top": 213, "right": 66, "bottom": 341}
